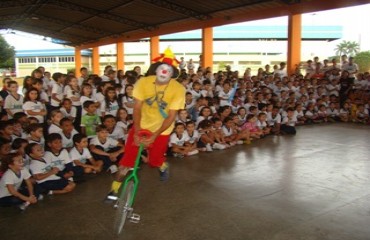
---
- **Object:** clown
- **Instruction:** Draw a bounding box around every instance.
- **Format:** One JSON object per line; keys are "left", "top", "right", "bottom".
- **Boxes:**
{"left": 109, "top": 48, "right": 185, "bottom": 197}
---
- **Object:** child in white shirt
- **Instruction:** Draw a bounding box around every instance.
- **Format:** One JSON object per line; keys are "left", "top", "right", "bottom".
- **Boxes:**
{"left": 69, "top": 134, "right": 103, "bottom": 174}
{"left": 168, "top": 123, "right": 198, "bottom": 158}
{"left": 28, "top": 143, "right": 75, "bottom": 195}
{"left": 0, "top": 153, "right": 39, "bottom": 210}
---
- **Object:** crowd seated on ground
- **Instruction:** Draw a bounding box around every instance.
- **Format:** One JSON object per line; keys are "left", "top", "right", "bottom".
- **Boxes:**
{"left": 0, "top": 54, "right": 369, "bottom": 210}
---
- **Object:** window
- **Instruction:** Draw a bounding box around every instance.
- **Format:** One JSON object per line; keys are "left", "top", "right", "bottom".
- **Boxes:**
{"left": 18, "top": 57, "right": 36, "bottom": 63}
{"left": 59, "top": 56, "right": 75, "bottom": 62}
{"left": 38, "top": 57, "right": 57, "bottom": 63}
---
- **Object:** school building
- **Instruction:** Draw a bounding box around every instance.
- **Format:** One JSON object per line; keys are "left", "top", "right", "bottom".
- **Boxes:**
{"left": 15, "top": 25, "right": 342, "bottom": 77}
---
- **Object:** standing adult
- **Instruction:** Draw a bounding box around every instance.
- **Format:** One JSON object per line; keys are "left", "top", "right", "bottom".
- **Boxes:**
{"left": 341, "top": 57, "right": 359, "bottom": 79}
{"left": 339, "top": 70, "right": 354, "bottom": 107}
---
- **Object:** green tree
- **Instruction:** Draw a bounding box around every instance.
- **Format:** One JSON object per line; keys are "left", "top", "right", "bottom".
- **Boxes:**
{"left": 355, "top": 51, "right": 370, "bottom": 72}
{"left": 334, "top": 40, "right": 360, "bottom": 57}
{"left": 0, "top": 35, "right": 15, "bottom": 69}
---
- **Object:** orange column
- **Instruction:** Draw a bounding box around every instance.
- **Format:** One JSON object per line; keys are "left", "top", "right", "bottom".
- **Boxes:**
{"left": 74, "top": 47, "right": 82, "bottom": 77}
{"left": 116, "top": 42, "right": 124, "bottom": 70}
{"left": 287, "top": 14, "right": 301, "bottom": 75}
{"left": 150, "top": 36, "right": 159, "bottom": 62}
{"left": 202, "top": 27, "right": 213, "bottom": 70}
{"left": 92, "top": 47, "right": 100, "bottom": 75}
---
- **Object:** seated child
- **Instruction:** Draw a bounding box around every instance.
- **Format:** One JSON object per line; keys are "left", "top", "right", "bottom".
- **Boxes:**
{"left": 102, "top": 115, "right": 125, "bottom": 144}
{"left": 294, "top": 104, "right": 306, "bottom": 125}
{"left": 69, "top": 134, "right": 103, "bottom": 174}
{"left": 197, "top": 119, "right": 225, "bottom": 152}
{"left": 116, "top": 108, "right": 130, "bottom": 141}
{"left": 267, "top": 106, "right": 281, "bottom": 135}
{"left": 242, "top": 114, "right": 263, "bottom": 139}
{"left": 281, "top": 107, "right": 297, "bottom": 135}
{"left": 13, "top": 112, "right": 30, "bottom": 137}
{"left": 60, "top": 98, "right": 76, "bottom": 123}
{"left": 212, "top": 118, "right": 229, "bottom": 148}
{"left": 81, "top": 100, "right": 101, "bottom": 139}
{"left": 316, "top": 105, "right": 328, "bottom": 123}
{"left": 168, "top": 123, "right": 199, "bottom": 158}
{"left": 222, "top": 116, "right": 246, "bottom": 145}
{"left": 11, "top": 119, "right": 28, "bottom": 141}
{"left": 0, "top": 138, "right": 12, "bottom": 178}
{"left": 60, "top": 118, "right": 79, "bottom": 151}
{"left": 27, "top": 123, "right": 45, "bottom": 149}
{"left": 0, "top": 120, "right": 14, "bottom": 142}
{"left": 89, "top": 125, "right": 124, "bottom": 172}
{"left": 326, "top": 102, "right": 340, "bottom": 122}
{"left": 339, "top": 102, "right": 351, "bottom": 122}
{"left": 48, "top": 109, "right": 63, "bottom": 134}
{"left": 231, "top": 114, "right": 251, "bottom": 144}
{"left": 185, "top": 120, "right": 202, "bottom": 151}
{"left": 304, "top": 103, "right": 318, "bottom": 124}
{"left": 11, "top": 138, "right": 30, "bottom": 169}
{"left": 44, "top": 133, "right": 84, "bottom": 182}
{"left": 27, "top": 143, "right": 75, "bottom": 195}
{"left": 354, "top": 104, "right": 369, "bottom": 124}
{"left": 176, "top": 109, "right": 191, "bottom": 125}
{"left": 0, "top": 153, "right": 40, "bottom": 210}
{"left": 256, "top": 112, "right": 271, "bottom": 136}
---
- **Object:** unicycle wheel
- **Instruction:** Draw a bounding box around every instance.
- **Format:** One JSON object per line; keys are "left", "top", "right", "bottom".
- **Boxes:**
{"left": 114, "top": 181, "right": 135, "bottom": 235}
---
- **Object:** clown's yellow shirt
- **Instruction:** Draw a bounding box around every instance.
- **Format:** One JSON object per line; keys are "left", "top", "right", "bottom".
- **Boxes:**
{"left": 133, "top": 76, "right": 186, "bottom": 135}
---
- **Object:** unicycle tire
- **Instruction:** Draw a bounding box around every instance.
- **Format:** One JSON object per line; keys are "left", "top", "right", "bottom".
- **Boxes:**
{"left": 114, "top": 181, "right": 135, "bottom": 235}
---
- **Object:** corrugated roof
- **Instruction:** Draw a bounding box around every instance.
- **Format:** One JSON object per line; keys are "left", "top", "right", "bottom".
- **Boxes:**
{"left": 0, "top": 0, "right": 368, "bottom": 47}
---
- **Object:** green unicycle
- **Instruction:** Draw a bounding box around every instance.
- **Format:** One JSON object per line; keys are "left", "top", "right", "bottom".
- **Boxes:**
{"left": 113, "top": 130, "right": 151, "bottom": 235}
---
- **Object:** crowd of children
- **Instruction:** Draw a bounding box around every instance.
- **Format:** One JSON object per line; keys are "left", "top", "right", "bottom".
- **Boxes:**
{"left": 0, "top": 55, "right": 369, "bottom": 211}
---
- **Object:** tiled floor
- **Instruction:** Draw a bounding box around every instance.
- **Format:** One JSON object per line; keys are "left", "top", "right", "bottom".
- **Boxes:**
{"left": 1, "top": 123, "right": 370, "bottom": 240}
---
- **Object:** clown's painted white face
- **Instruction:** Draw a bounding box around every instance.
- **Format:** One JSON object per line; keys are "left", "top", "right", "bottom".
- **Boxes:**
{"left": 156, "top": 64, "right": 173, "bottom": 83}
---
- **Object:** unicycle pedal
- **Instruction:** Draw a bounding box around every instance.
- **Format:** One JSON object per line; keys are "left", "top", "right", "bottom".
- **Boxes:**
{"left": 130, "top": 213, "right": 140, "bottom": 223}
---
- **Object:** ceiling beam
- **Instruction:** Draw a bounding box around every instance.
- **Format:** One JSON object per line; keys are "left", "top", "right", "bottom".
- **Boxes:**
{"left": 10, "top": 24, "right": 89, "bottom": 43}
{"left": 141, "top": 0, "right": 211, "bottom": 20}
{"left": 35, "top": 14, "right": 115, "bottom": 35}
{"left": 0, "top": 0, "right": 36, "bottom": 8}
{"left": 0, "top": 14, "right": 113, "bottom": 36}
{"left": 279, "top": 0, "right": 301, "bottom": 4}
{"left": 9, "top": 0, "right": 49, "bottom": 29}
{"left": 77, "top": 0, "right": 370, "bottom": 49}
{"left": 48, "top": 0, "right": 154, "bottom": 31}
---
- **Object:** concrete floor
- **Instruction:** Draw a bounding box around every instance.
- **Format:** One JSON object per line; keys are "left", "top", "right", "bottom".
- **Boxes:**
{"left": 1, "top": 123, "right": 370, "bottom": 240}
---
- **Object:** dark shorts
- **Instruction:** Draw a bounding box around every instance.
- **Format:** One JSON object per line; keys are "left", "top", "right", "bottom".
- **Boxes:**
{"left": 38, "top": 178, "right": 69, "bottom": 191}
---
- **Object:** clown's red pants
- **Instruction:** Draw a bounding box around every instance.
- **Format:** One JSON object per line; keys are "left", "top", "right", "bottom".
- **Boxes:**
{"left": 119, "top": 127, "right": 170, "bottom": 168}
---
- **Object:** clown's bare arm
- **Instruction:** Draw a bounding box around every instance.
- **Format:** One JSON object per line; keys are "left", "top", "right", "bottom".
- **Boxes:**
{"left": 133, "top": 98, "right": 143, "bottom": 134}
{"left": 133, "top": 98, "right": 143, "bottom": 146}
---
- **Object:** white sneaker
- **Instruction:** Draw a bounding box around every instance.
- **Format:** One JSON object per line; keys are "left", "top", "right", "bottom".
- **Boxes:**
{"left": 173, "top": 153, "right": 184, "bottom": 158}
{"left": 229, "top": 142, "right": 236, "bottom": 146}
{"left": 187, "top": 150, "right": 199, "bottom": 156}
{"left": 212, "top": 143, "right": 226, "bottom": 150}
{"left": 236, "top": 140, "right": 244, "bottom": 145}
{"left": 206, "top": 144, "right": 213, "bottom": 152}
{"left": 19, "top": 201, "right": 30, "bottom": 211}
{"left": 108, "top": 165, "right": 118, "bottom": 174}
{"left": 68, "top": 177, "right": 74, "bottom": 182}
{"left": 38, "top": 194, "right": 44, "bottom": 201}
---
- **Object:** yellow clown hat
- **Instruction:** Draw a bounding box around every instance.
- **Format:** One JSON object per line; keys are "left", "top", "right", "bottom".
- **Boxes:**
{"left": 152, "top": 47, "right": 180, "bottom": 68}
